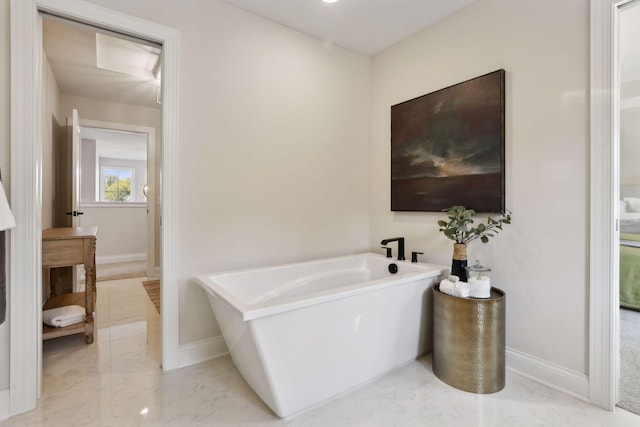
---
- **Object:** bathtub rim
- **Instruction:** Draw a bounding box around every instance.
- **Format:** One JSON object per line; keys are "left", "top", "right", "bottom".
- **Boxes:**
{"left": 195, "top": 252, "right": 448, "bottom": 321}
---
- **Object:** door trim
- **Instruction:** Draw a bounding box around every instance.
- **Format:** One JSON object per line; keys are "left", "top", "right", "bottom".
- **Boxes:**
{"left": 589, "top": 0, "right": 636, "bottom": 410}
{"left": 9, "top": 0, "right": 180, "bottom": 416}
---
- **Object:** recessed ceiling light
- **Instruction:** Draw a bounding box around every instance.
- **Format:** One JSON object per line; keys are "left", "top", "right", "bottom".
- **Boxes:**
{"left": 322, "top": 0, "right": 339, "bottom": 3}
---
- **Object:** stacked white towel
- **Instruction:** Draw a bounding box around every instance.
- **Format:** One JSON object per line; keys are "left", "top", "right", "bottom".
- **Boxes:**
{"left": 42, "top": 305, "right": 85, "bottom": 328}
{"left": 439, "top": 275, "right": 470, "bottom": 298}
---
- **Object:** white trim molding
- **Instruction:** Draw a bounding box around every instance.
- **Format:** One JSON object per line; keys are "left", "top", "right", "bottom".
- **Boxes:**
{"left": 10, "top": 0, "right": 44, "bottom": 415}
{"left": 506, "top": 348, "right": 589, "bottom": 402}
{"left": 590, "top": 0, "right": 616, "bottom": 410}
{"left": 589, "top": 0, "right": 636, "bottom": 411}
{"left": 178, "top": 336, "right": 229, "bottom": 369}
{"left": 10, "top": 0, "right": 180, "bottom": 417}
{"left": 96, "top": 253, "right": 146, "bottom": 265}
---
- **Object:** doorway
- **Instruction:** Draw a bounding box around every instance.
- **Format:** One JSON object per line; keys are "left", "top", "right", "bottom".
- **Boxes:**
{"left": 590, "top": 0, "right": 640, "bottom": 412}
{"left": 10, "top": 0, "right": 179, "bottom": 416}
{"left": 78, "top": 121, "right": 158, "bottom": 278}
{"left": 42, "top": 15, "right": 161, "bottom": 279}
{"left": 616, "top": 0, "right": 640, "bottom": 415}
{"left": 40, "top": 18, "right": 160, "bottom": 330}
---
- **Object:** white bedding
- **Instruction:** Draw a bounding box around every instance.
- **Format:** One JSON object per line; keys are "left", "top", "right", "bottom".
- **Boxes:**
{"left": 620, "top": 212, "right": 640, "bottom": 234}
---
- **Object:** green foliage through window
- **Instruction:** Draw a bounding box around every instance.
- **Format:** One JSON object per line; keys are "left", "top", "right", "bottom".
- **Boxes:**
{"left": 103, "top": 168, "right": 133, "bottom": 202}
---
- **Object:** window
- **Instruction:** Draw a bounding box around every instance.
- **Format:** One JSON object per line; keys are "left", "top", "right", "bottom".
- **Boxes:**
{"left": 101, "top": 166, "right": 135, "bottom": 202}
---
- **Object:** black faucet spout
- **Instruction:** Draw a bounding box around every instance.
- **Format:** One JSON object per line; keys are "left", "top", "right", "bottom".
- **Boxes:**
{"left": 380, "top": 237, "right": 405, "bottom": 261}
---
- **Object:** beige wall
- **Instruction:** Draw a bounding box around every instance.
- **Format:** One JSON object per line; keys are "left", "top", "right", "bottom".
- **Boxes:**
{"left": 370, "top": 0, "right": 589, "bottom": 374}
{"left": 42, "top": 52, "right": 62, "bottom": 230}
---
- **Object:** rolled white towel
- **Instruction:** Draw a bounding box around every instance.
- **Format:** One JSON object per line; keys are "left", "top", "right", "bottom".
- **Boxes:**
{"left": 439, "top": 279, "right": 470, "bottom": 298}
{"left": 43, "top": 305, "right": 85, "bottom": 328}
{"left": 456, "top": 281, "right": 470, "bottom": 298}
{"left": 448, "top": 275, "right": 460, "bottom": 282}
{"left": 439, "top": 279, "right": 458, "bottom": 296}
{"left": 53, "top": 316, "right": 85, "bottom": 328}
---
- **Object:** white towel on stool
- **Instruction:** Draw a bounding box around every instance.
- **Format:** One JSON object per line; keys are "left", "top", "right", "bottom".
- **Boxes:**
{"left": 439, "top": 279, "right": 470, "bottom": 298}
{"left": 43, "top": 305, "right": 85, "bottom": 328}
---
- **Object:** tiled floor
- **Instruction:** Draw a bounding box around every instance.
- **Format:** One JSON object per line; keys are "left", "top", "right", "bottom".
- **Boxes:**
{"left": 1, "top": 278, "right": 638, "bottom": 426}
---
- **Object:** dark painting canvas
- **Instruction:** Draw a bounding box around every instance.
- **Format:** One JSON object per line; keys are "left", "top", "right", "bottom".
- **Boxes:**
{"left": 391, "top": 69, "right": 505, "bottom": 212}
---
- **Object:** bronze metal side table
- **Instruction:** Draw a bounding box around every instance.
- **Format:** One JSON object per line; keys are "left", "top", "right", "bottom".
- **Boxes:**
{"left": 432, "top": 284, "right": 506, "bottom": 393}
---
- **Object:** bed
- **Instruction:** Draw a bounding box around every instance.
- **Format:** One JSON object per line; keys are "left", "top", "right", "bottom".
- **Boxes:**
{"left": 620, "top": 187, "right": 640, "bottom": 311}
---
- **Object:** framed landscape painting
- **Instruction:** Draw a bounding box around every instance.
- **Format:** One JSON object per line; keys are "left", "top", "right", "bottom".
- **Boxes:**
{"left": 391, "top": 69, "right": 505, "bottom": 213}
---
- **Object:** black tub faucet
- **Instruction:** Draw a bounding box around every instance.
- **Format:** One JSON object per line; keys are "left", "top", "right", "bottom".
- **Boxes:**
{"left": 380, "top": 237, "right": 405, "bottom": 261}
{"left": 411, "top": 251, "right": 424, "bottom": 263}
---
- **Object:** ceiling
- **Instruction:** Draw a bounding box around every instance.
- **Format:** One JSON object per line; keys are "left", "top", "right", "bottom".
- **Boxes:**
{"left": 41, "top": 1, "right": 475, "bottom": 108}
{"left": 42, "top": 1, "right": 640, "bottom": 111}
{"left": 220, "top": 0, "right": 475, "bottom": 55}
{"left": 43, "top": 16, "right": 162, "bottom": 109}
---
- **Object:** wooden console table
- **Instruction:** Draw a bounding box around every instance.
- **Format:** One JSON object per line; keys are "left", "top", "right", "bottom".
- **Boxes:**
{"left": 42, "top": 227, "right": 97, "bottom": 344}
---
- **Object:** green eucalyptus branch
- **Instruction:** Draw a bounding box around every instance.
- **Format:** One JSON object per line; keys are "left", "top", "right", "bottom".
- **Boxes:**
{"left": 437, "top": 205, "right": 512, "bottom": 245}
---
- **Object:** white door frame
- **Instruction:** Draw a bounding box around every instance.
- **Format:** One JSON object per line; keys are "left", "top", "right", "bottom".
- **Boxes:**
{"left": 589, "top": 0, "right": 636, "bottom": 411}
{"left": 9, "top": 0, "right": 180, "bottom": 416}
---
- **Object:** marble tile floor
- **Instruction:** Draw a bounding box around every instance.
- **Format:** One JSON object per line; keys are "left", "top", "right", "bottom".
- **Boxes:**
{"left": 2, "top": 277, "right": 638, "bottom": 427}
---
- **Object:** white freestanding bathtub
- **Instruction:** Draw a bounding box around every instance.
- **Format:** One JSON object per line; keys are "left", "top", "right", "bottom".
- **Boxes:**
{"left": 195, "top": 253, "right": 447, "bottom": 418}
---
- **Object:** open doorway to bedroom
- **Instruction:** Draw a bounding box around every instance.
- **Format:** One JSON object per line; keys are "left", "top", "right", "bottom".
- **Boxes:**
{"left": 617, "top": 0, "right": 640, "bottom": 416}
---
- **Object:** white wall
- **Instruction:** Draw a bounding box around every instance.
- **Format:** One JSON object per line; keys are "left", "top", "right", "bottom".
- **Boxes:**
{"left": 370, "top": 0, "right": 589, "bottom": 375}
{"left": 82, "top": 0, "right": 372, "bottom": 345}
{"left": 80, "top": 205, "right": 147, "bottom": 261}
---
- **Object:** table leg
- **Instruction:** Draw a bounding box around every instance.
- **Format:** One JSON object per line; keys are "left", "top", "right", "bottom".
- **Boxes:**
{"left": 84, "top": 257, "right": 96, "bottom": 344}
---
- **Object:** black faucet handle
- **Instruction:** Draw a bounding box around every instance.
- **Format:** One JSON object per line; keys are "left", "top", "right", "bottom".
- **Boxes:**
{"left": 411, "top": 251, "right": 424, "bottom": 263}
{"left": 381, "top": 246, "right": 392, "bottom": 258}
{"left": 380, "top": 237, "right": 406, "bottom": 261}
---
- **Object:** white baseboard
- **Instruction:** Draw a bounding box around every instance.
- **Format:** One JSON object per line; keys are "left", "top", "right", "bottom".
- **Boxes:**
{"left": 96, "top": 253, "right": 146, "bottom": 265}
{"left": 506, "top": 347, "right": 589, "bottom": 401}
{"left": 176, "top": 341, "right": 589, "bottom": 402}
{"left": 0, "top": 388, "right": 9, "bottom": 421}
{"left": 179, "top": 336, "right": 228, "bottom": 368}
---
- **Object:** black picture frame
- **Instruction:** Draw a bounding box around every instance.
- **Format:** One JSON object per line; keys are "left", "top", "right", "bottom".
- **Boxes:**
{"left": 390, "top": 69, "right": 505, "bottom": 213}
